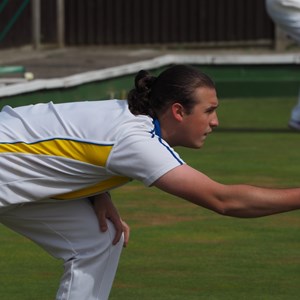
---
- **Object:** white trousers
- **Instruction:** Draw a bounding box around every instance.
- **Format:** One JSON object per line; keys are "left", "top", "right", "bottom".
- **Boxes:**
{"left": 266, "top": 0, "right": 300, "bottom": 43}
{"left": 0, "top": 199, "right": 123, "bottom": 300}
{"left": 266, "top": 0, "right": 300, "bottom": 122}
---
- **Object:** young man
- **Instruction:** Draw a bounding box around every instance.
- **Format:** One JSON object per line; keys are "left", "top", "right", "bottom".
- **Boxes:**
{"left": 1, "top": 65, "right": 300, "bottom": 299}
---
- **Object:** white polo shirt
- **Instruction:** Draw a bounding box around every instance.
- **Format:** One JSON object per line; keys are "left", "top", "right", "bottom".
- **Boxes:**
{"left": 0, "top": 100, "right": 184, "bottom": 207}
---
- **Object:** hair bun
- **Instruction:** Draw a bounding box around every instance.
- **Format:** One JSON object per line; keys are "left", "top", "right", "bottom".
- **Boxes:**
{"left": 135, "top": 70, "right": 157, "bottom": 92}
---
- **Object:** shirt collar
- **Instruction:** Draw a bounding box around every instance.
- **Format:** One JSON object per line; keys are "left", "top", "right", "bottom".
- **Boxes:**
{"left": 153, "top": 118, "right": 161, "bottom": 137}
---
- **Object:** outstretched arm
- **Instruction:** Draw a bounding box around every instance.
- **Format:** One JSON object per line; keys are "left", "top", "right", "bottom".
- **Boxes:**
{"left": 89, "top": 193, "right": 130, "bottom": 246}
{"left": 154, "top": 165, "right": 300, "bottom": 218}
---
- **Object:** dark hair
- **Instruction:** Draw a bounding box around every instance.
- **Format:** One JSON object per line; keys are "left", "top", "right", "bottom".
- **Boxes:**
{"left": 127, "top": 64, "right": 215, "bottom": 118}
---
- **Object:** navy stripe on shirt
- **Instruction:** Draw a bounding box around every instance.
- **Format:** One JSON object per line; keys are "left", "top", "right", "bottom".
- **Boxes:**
{"left": 151, "top": 118, "right": 183, "bottom": 165}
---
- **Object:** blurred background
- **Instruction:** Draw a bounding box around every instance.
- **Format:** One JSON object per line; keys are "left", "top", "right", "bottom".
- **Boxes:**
{"left": 0, "top": 0, "right": 293, "bottom": 51}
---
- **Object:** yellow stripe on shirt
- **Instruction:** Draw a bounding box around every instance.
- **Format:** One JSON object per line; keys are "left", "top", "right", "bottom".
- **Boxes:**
{"left": 0, "top": 139, "right": 113, "bottom": 166}
{"left": 54, "top": 176, "right": 130, "bottom": 200}
{"left": 0, "top": 139, "right": 131, "bottom": 199}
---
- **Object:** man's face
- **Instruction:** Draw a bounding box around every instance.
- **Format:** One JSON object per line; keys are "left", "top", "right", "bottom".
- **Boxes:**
{"left": 176, "top": 87, "right": 219, "bottom": 148}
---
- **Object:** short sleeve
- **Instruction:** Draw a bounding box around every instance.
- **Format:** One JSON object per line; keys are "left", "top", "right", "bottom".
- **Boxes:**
{"left": 106, "top": 132, "right": 184, "bottom": 186}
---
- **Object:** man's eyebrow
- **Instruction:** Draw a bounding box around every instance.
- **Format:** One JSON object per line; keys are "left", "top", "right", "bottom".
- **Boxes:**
{"left": 205, "top": 105, "right": 218, "bottom": 113}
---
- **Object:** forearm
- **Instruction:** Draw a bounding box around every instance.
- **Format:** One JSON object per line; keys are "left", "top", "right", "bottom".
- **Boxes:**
{"left": 215, "top": 185, "right": 300, "bottom": 218}
{"left": 154, "top": 165, "right": 300, "bottom": 219}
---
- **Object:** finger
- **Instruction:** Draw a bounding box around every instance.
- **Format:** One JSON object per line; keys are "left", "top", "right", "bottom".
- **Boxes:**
{"left": 111, "top": 218, "right": 123, "bottom": 245}
{"left": 121, "top": 220, "right": 130, "bottom": 247}
{"left": 97, "top": 213, "right": 108, "bottom": 232}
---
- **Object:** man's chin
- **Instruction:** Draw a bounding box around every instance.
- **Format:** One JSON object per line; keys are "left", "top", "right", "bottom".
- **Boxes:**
{"left": 185, "top": 141, "right": 205, "bottom": 149}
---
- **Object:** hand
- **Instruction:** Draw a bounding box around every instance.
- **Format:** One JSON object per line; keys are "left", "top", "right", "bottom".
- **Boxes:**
{"left": 90, "top": 193, "right": 130, "bottom": 247}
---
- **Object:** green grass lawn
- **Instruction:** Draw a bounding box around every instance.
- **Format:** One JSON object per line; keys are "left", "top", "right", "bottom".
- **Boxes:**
{"left": 1, "top": 97, "right": 300, "bottom": 299}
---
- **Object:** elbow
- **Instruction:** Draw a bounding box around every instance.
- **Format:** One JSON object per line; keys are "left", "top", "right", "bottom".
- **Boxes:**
{"left": 216, "top": 206, "right": 237, "bottom": 217}
{"left": 205, "top": 198, "right": 238, "bottom": 217}
{"left": 204, "top": 187, "right": 241, "bottom": 217}
{"left": 212, "top": 203, "right": 230, "bottom": 216}
{"left": 210, "top": 200, "right": 254, "bottom": 219}
{"left": 199, "top": 197, "right": 230, "bottom": 216}
{"left": 210, "top": 204, "right": 237, "bottom": 218}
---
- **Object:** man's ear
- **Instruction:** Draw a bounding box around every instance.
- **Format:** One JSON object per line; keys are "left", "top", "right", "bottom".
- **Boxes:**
{"left": 171, "top": 103, "right": 185, "bottom": 122}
